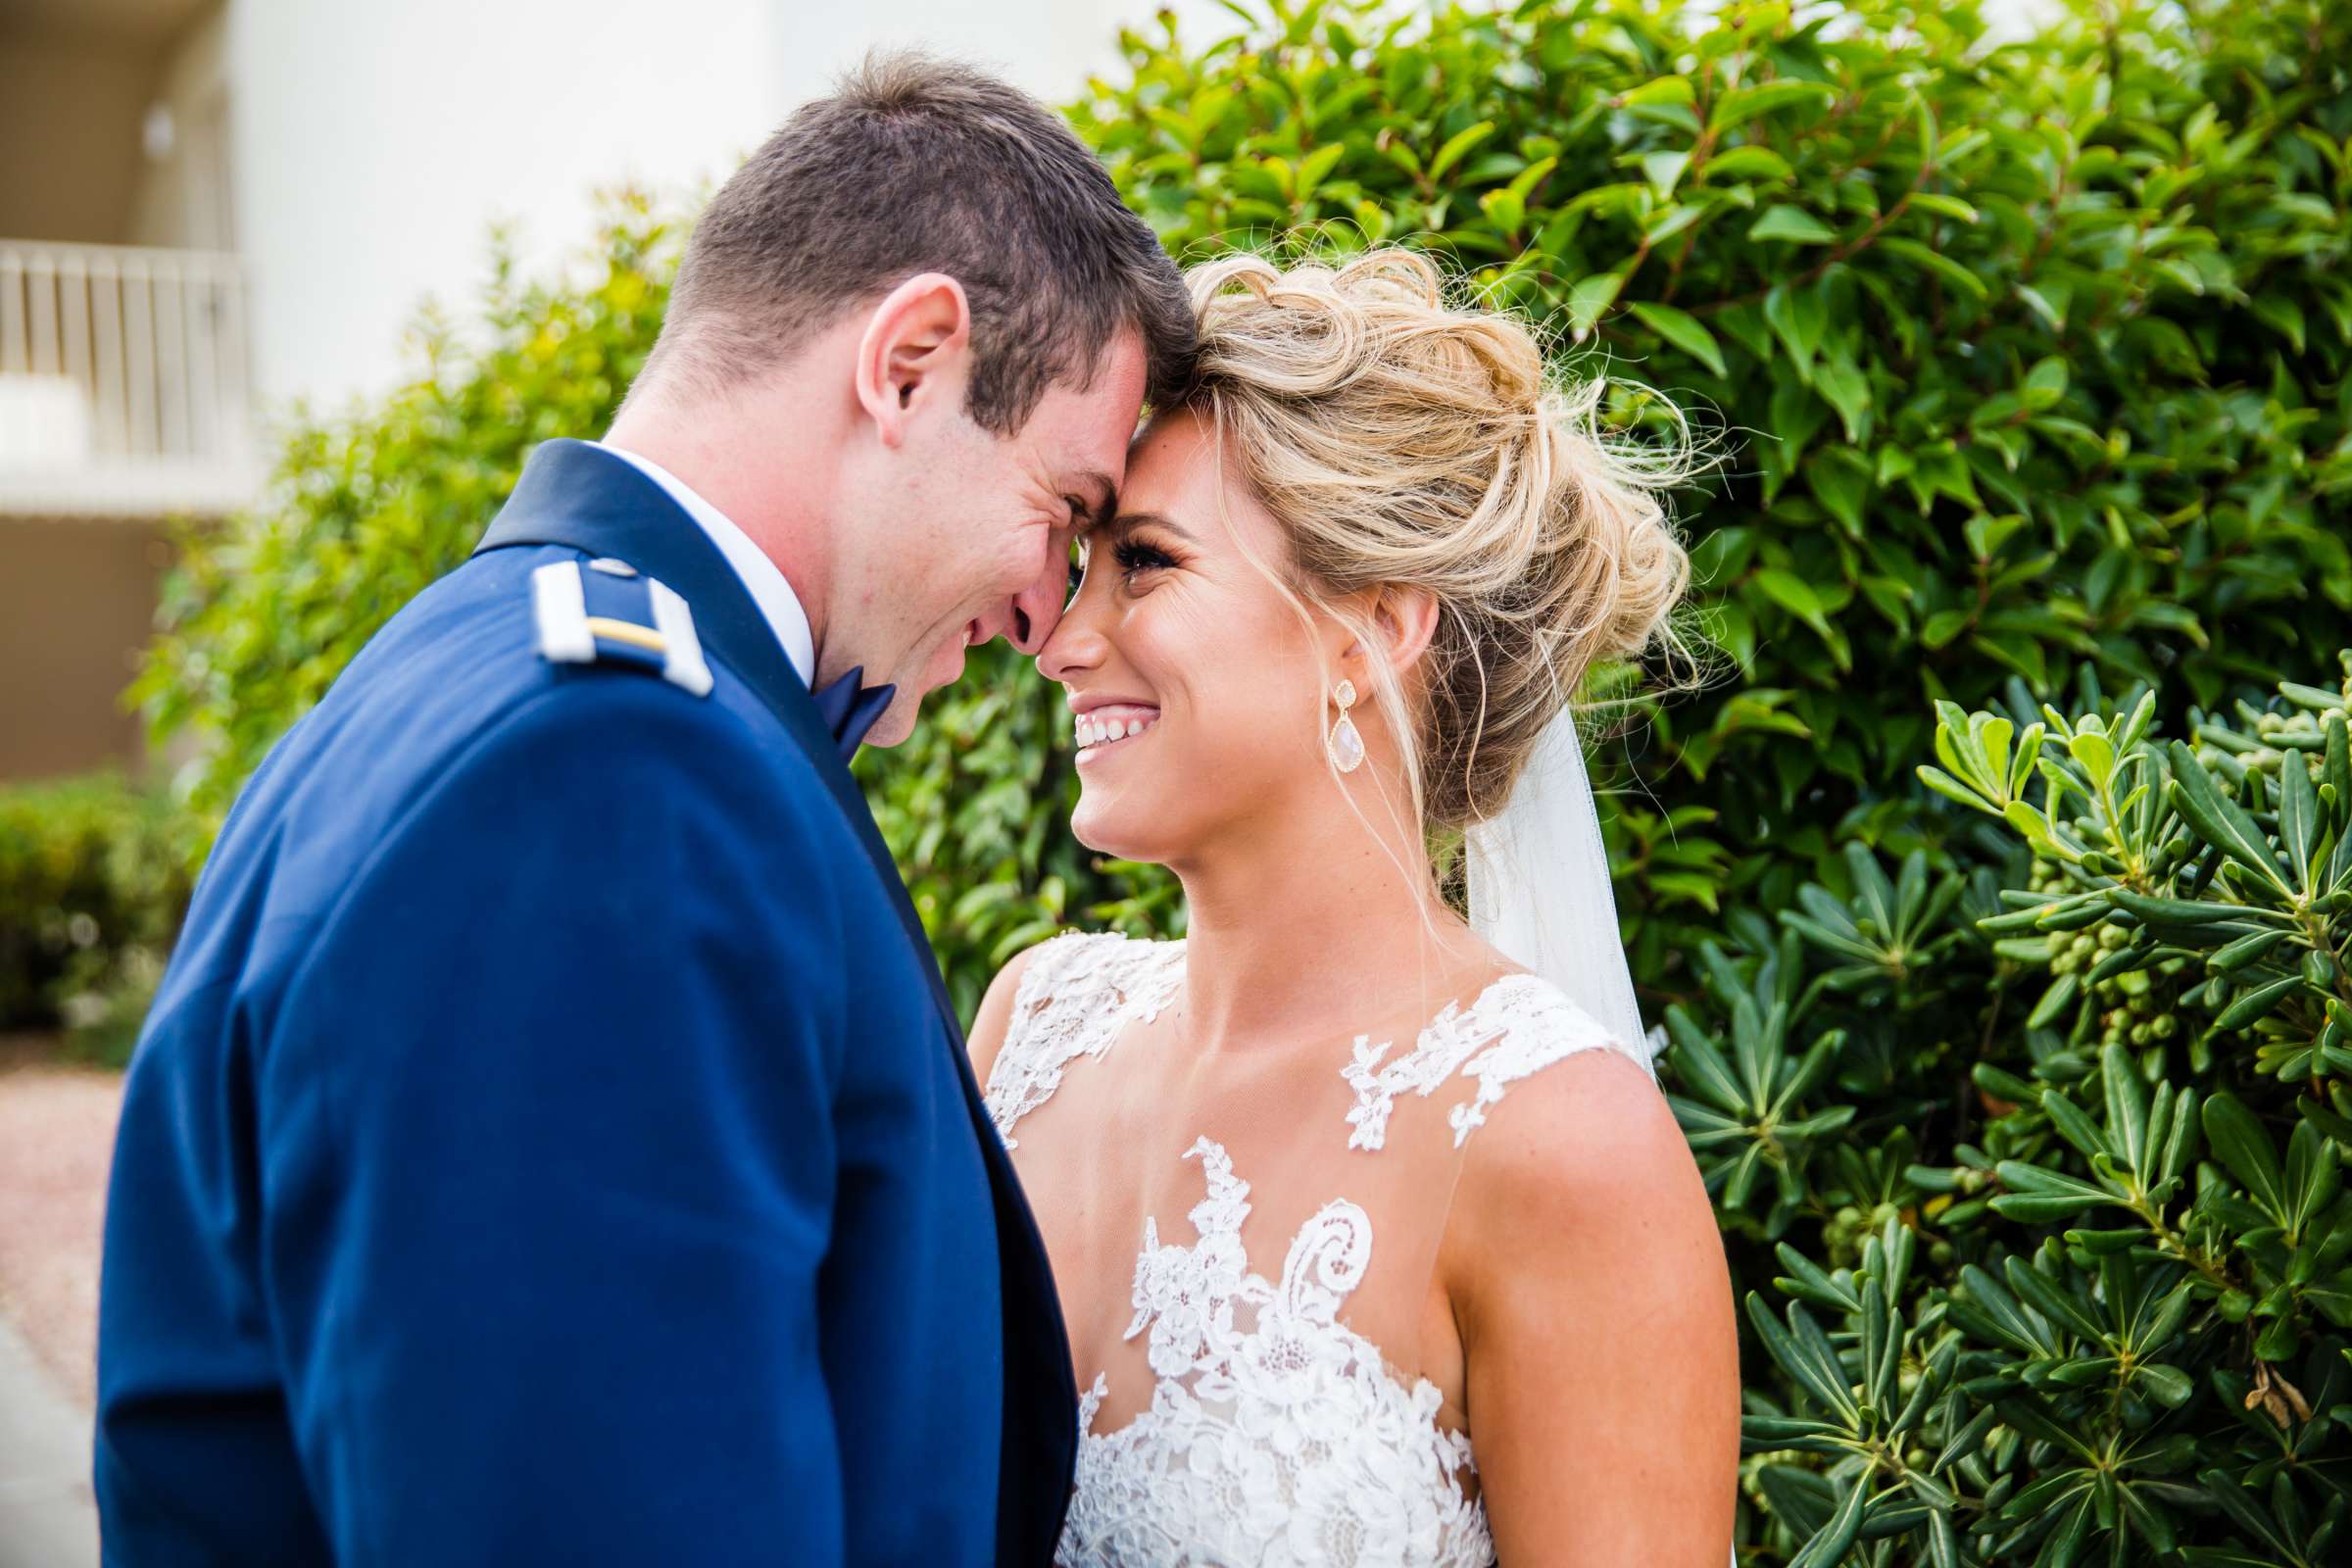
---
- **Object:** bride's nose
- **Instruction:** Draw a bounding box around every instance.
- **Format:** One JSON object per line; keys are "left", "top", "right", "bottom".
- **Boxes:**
{"left": 1037, "top": 576, "right": 1107, "bottom": 683}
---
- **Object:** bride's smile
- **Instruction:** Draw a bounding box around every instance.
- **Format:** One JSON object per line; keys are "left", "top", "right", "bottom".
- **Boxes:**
{"left": 1044, "top": 409, "right": 1352, "bottom": 864}
{"left": 1069, "top": 701, "right": 1159, "bottom": 757}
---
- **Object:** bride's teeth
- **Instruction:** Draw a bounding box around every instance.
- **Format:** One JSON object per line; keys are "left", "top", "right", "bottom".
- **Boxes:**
{"left": 1073, "top": 712, "right": 1160, "bottom": 750}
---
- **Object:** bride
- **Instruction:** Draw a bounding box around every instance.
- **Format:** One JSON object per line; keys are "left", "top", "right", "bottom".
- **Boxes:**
{"left": 970, "top": 249, "right": 1739, "bottom": 1565}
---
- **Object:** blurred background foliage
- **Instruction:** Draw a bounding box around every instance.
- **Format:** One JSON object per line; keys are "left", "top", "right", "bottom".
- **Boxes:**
{"left": 0, "top": 773, "right": 192, "bottom": 1060}
{"left": 8, "top": 0, "right": 2347, "bottom": 1558}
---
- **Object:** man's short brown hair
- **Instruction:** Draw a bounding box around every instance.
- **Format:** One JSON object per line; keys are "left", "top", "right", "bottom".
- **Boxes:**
{"left": 642, "top": 51, "right": 1196, "bottom": 434}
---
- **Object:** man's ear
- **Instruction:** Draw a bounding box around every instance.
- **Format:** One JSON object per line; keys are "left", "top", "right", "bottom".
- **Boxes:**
{"left": 854, "top": 271, "right": 972, "bottom": 449}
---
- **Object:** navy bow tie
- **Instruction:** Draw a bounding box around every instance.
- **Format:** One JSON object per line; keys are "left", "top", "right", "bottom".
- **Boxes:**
{"left": 809, "top": 666, "right": 897, "bottom": 760}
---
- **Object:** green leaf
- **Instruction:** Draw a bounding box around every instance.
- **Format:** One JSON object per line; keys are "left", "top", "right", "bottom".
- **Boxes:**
{"left": 1934, "top": 1405, "right": 1998, "bottom": 1472}
{"left": 2099, "top": 1044, "right": 2148, "bottom": 1171}
{"left": 1427, "top": 121, "right": 1496, "bottom": 181}
{"left": 1629, "top": 302, "right": 1728, "bottom": 377}
{"left": 1565, "top": 270, "right": 1625, "bottom": 333}
{"left": 2003, "top": 1255, "right": 2106, "bottom": 1345}
{"left": 1808, "top": 449, "right": 1872, "bottom": 536}
{"left": 1814, "top": 358, "right": 1871, "bottom": 444}
{"left": 1641, "top": 149, "right": 1691, "bottom": 199}
{"left": 2109, "top": 891, "right": 2258, "bottom": 927}
{"left": 1746, "top": 1294, "right": 1859, "bottom": 1422}
{"left": 2167, "top": 742, "right": 2292, "bottom": 897}
{"left": 1878, "top": 237, "right": 1990, "bottom": 301}
{"left": 1956, "top": 1264, "right": 2055, "bottom": 1354}
{"left": 1617, "top": 76, "right": 1696, "bottom": 110}
{"left": 1748, "top": 205, "right": 1839, "bottom": 244}
{"left": 1788, "top": 1470, "right": 1872, "bottom": 1568}
{"left": 2137, "top": 1363, "right": 2194, "bottom": 1407}
{"left": 2214, "top": 972, "right": 2303, "bottom": 1030}
{"left": 2027, "top": 971, "right": 2080, "bottom": 1030}
{"left": 1293, "top": 141, "right": 1347, "bottom": 206}
{"left": 1763, "top": 280, "right": 1828, "bottom": 383}
{"left": 2017, "top": 282, "right": 2066, "bottom": 330}
{"left": 2283, "top": 1117, "right": 2339, "bottom": 1235}
{"left": 1710, "top": 79, "right": 1838, "bottom": 131}
{"left": 2208, "top": 927, "right": 2292, "bottom": 972}
{"left": 1911, "top": 192, "right": 1980, "bottom": 224}
{"left": 1773, "top": 1243, "right": 1862, "bottom": 1313}
{"left": 2202, "top": 1093, "right": 2285, "bottom": 1218}
{"left": 1700, "top": 145, "right": 1795, "bottom": 182}
{"left": 1991, "top": 1160, "right": 2122, "bottom": 1220}
{"left": 2041, "top": 1086, "right": 2111, "bottom": 1160}
{"left": 2278, "top": 748, "right": 2319, "bottom": 888}
{"left": 1665, "top": 1005, "right": 1750, "bottom": 1115}
{"left": 1753, "top": 568, "right": 1834, "bottom": 638}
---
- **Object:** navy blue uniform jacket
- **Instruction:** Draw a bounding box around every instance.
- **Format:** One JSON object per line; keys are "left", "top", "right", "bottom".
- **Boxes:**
{"left": 95, "top": 439, "right": 1076, "bottom": 1564}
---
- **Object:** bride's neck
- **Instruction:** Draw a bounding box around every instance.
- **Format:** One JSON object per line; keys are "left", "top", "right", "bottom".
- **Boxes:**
{"left": 1169, "top": 771, "right": 1483, "bottom": 1053}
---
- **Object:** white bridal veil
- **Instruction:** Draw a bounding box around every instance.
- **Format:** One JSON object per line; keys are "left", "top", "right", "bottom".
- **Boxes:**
{"left": 1463, "top": 708, "right": 1658, "bottom": 1079}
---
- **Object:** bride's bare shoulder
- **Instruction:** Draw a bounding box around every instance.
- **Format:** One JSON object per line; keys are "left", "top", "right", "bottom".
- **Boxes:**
{"left": 1443, "top": 1039, "right": 1725, "bottom": 1349}
{"left": 1440, "top": 1037, "right": 1739, "bottom": 1555}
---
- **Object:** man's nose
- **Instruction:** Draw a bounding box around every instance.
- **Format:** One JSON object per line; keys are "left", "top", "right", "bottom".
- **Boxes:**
{"left": 1004, "top": 549, "right": 1070, "bottom": 657}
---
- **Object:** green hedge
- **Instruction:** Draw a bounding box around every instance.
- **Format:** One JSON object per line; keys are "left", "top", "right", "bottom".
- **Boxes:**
{"left": 0, "top": 772, "right": 194, "bottom": 1062}
{"left": 1698, "top": 658, "right": 2352, "bottom": 1564}
{"left": 125, "top": 0, "right": 2352, "bottom": 1559}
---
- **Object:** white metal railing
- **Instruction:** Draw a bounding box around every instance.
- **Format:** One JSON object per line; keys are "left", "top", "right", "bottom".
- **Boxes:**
{"left": 0, "top": 238, "right": 257, "bottom": 517}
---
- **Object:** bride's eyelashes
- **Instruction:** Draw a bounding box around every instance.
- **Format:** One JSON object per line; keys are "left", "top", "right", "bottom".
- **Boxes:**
{"left": 1064, "top": 528, "right": 1182, "bottom": 600}
{"left": 1111, "top": 536, "right": 1180, "bottom": 585}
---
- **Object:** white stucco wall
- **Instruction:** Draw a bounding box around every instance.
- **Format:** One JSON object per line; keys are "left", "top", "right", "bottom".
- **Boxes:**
{"left": 221, "top": 0, "right": 1234, "bottom": 414}
{"left": 218, "top": 0, "right": 2055, "bottom": 414}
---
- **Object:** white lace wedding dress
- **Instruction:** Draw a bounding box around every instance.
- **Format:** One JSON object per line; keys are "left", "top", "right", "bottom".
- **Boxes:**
{"left": 983, "top": 931, "right": 1646, "bottom": 1568}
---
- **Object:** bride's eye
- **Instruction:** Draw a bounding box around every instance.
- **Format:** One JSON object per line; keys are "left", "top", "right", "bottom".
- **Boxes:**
{"left": 1113, "top": 538, "right": 1178, "bottom": 582}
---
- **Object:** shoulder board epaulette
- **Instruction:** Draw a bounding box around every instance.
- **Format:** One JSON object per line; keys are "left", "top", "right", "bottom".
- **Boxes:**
{"left": 530, "top": 558, "right": 713, "bottom": 697}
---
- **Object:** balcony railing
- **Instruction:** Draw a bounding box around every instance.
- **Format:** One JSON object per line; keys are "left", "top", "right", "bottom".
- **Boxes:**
{"left": 0, "top": 238, "right": 258, "bottom": 518}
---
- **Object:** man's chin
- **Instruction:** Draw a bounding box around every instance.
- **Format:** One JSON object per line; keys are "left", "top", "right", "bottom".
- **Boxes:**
{"left": 861, "top": 697, "right": 920, "bottom": 749}
{"left": 859, "top": 638, "right": 970, "bottom": 749}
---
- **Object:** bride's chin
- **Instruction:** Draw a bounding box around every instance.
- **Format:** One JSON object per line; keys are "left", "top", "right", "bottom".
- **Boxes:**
{"left": 1068, "top": 799, "right": 1153, "bottom": 862}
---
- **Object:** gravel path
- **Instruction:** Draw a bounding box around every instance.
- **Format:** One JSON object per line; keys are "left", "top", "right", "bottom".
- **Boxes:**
{"left": 0, "top": 1036, "right": 118, "bottom": 1566}
{"left": 0, "top": 1036, "right": 122, "bottom": 1408}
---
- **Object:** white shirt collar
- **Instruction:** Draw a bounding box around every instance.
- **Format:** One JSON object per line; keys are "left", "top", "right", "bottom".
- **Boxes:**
{"left": 594, "top": 440, "right": 816, "bottom": 687}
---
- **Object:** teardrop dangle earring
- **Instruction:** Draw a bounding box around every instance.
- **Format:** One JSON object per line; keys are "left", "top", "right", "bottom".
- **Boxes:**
{"left": 1326, "top": 678, "right": 1365, "bottom": 774}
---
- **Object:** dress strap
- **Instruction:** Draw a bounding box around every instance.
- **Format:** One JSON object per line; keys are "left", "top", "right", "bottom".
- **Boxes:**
{"left": 984, "top": 933, "right": 1185, "bottom": 1147}
{"left": 1340, "top": 972, "right": 1627, "bottom": 1152}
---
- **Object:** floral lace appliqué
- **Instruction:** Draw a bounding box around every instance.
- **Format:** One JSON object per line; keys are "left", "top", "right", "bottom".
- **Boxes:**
{"left": 982, "top": 938, "right": 1635, "bottom": 1568}
{"left": 1342, "top": 973, "right": 1622, "bottom": 1152}
{"left": 985, "top": 932, "right": 1184, "bottom": 1150}
{"left": 1059, "top": 1136, "right": 1489, "bottom": 1568}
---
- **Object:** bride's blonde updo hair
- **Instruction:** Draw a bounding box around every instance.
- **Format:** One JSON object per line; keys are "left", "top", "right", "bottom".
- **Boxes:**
{"left": 1179, "top": 246, "right": 1697, "bottom": 830}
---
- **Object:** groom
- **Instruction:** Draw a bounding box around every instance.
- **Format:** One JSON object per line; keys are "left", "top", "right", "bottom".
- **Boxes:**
{"left": 96, "top": 54, "right": 1194, "bottom": 1566}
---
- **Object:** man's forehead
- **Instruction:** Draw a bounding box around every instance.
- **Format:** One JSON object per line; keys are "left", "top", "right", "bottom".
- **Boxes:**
{"left": 1037, "top": 336, "right": 1151, "bottom": 510}
{"left": 1044, "top": 333, "right": 1148, "bottom": 433}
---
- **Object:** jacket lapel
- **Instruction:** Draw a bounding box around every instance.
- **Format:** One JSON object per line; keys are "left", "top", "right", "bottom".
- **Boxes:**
{"left": 476, "top": 440, "right": 1077, "bottom": 1558}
